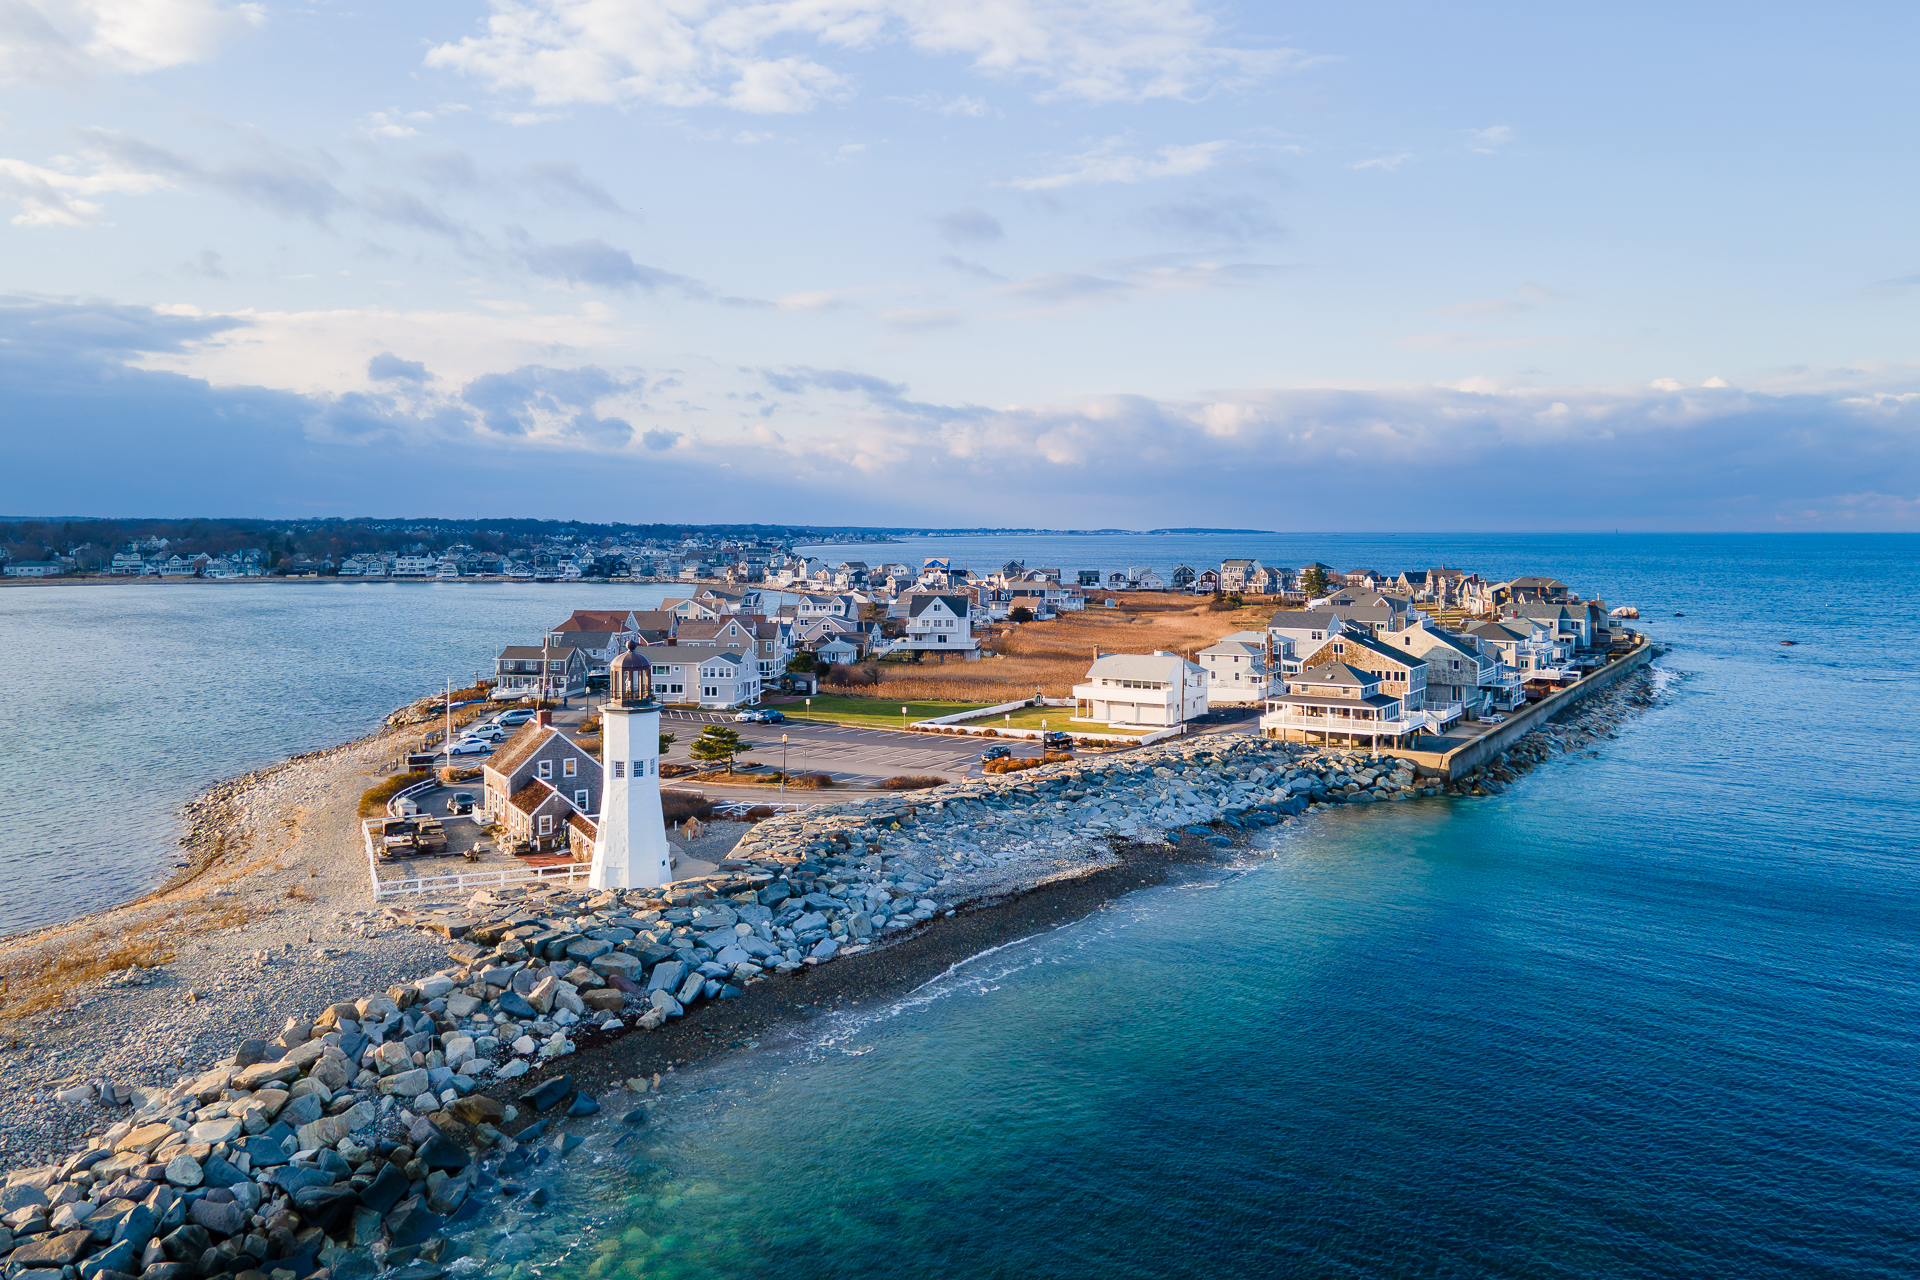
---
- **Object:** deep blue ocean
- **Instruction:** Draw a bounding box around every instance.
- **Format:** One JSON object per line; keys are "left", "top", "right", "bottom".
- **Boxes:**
{"left": 5, "top": 534, "right": 1918, "bottom": 1277}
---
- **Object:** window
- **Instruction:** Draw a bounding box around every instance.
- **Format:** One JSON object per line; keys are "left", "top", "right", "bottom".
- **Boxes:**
{"left": 563, "top": 758, "right": 577, "bottom": 778}
{"left": 537, "top": 760, "right": 552, "bottom": 779}
{"left": 613, "top": 760, "right": 626, "bottom": 779}
{"left": 538, "top": 815, "right": 554, "bottom": 836}
{"left": 574, "top": 789, "right": 589, "bottom": 809}
{"left": 637, "top": 759, "right": 649, "bottom": 777}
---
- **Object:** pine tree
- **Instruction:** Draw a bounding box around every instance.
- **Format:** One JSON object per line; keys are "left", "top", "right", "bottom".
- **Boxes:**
{"left": 1303, "top": 565, "right": 1330, "bottom": 598}
{"left": 689, "top": 726, "right": 743, "bottom": 773}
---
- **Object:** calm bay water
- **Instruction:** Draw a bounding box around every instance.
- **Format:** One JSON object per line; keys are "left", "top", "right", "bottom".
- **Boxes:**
{"left": 498, "top": 533, "right": 1915, "bottom": 1280}
{"left": 0, "top": 581, "right": 684, "bottom": 935}
{"left": 4, "top": 536, "right": 1918, "bottom": 1276}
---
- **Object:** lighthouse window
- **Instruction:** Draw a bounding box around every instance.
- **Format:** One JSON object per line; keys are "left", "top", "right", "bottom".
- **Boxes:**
{"left": 637, "top": 760, "right": 648, "bottom": 776}
{"left": 612, "top": 761, "right": 625, "bottom": 778}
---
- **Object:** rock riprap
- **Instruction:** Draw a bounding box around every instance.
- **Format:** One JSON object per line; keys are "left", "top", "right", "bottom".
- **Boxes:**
{"left": 0, "top": 683, "right": 1659, "bottom": 1278}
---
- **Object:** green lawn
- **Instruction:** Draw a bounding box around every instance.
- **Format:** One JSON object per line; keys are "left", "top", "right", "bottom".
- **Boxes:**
{"left": 966, "top": 704, "right": 1155, "bottom": 736}
{"left": 773, "top": 694, "right": 995, "bottom": 729}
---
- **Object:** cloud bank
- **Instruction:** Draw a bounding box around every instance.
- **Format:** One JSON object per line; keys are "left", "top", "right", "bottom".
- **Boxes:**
{"left": 4, "top": 297, "right": 1918, "bottom": 529}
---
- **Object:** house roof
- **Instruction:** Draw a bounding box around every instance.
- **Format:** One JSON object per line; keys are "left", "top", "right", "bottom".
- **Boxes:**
{"left": 1201, "top": 638, "right": 1266, "bottom": 659}
{"left": 1292, "top": 662, "right": 1380, "bottom": 688}
{"left": 547, "top": 630, "right": 622, "bottom": 650}
{"left": 909, "top": 594, "right": 971, "bottom": 618}
{"left": 1391, "top": 626, "right": 1482, "bottom": 662}
{"left": 485, "top": 721, "right": 594, "bottom": 781}
{"left": 497, "top": 644, "right": 581, "bottom": 661}
{"left": 1268, "top": 609, "right": 1340, "bottom": 630}
{"left": 1315, "top": 631, "right": 1428, "bottom": 671}
{"left": 508, "top": 779, "right": 568, "bottom": 815}
{"left": 568, "top": 811, "right": 598, "bottom": 838}
{"left": 1085, "top": 651, "right": 1203, "bottom": 682}
{"left": 676, "top": 616, "right": 778, "bottom": 643}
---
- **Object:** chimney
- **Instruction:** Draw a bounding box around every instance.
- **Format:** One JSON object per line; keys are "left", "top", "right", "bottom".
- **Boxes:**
{"left": 536, "top": 710, "right": 553, "bottom": 727}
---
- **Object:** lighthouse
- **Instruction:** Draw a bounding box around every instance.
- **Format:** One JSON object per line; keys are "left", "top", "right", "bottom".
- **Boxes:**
{"left": 591, "top": 641, "right": 672, "bottom": 889}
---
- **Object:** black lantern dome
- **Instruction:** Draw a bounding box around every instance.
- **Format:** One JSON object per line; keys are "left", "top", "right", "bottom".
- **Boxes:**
{"left": 609, "top": 640, "right": 654, "bottom": 706}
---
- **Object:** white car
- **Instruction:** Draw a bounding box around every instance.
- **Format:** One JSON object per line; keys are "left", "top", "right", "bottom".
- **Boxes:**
{"left": 448, "top": 737, "right": 491, "bottom": 755}
{"left": 471, "top": 725, "right": 509, "bottom": 741}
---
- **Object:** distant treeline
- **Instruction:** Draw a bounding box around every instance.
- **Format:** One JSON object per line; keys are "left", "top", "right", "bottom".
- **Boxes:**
{"left": 0, "top": 516, "right": 903, "bottom": 568}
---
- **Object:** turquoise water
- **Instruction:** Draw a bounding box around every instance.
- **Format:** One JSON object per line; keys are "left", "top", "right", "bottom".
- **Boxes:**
{"left": 485, "top": 534, "right": 1920, "bottom": 1278}
{"left": 6, "top": 538, "right": 1920, "bottom": 1274}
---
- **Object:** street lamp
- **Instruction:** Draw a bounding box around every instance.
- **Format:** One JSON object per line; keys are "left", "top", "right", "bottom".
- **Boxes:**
{"left": 781, "top": 733, "right": 789, "bottom": 793}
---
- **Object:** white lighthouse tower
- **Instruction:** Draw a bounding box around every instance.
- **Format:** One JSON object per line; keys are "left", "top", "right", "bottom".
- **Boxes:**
{"left": 591, "top": 641, "right": 672, "bottom": 889}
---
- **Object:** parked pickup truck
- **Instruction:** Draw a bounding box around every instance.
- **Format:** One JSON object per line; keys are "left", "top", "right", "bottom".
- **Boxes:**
{"left": 380, "top": 818, "right": 417, "bottom": 857}
{"left": 414, "top": 817, "right": 448, "bottom": 854}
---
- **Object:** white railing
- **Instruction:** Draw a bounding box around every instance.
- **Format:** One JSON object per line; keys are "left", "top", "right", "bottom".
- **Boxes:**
{"left": 1260, "top": 708, "right": 1435, "bottom": 738}
{"left": 1423, "top": 701, "right": 1466, "bottom": 728}
{"left": 362, "top": 816, "right": 593, "bottom": 900}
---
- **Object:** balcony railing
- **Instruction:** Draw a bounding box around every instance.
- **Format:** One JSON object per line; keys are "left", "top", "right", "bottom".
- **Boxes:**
{"left": 1260, "top": 707, "right": 1435, "bottom": 738}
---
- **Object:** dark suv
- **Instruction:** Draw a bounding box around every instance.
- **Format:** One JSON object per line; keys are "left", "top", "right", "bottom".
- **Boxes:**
{"left": 1040, "top": 732, "right": 1074, "bottom": 751}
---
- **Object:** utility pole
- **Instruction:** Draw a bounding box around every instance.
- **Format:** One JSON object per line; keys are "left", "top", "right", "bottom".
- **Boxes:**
{"left": 444, "top": 676, "right": 452, "bottom": 763}
{"left": 781, "top": 733, "right": 789, "bottom": 794}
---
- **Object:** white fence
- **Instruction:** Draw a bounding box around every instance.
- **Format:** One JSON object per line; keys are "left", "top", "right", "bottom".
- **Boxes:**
{"left": 385, "top": 776, "right": 440, "bottom": 818}
{"left": 362, "top": 815, "right": 592, "bottom": 901}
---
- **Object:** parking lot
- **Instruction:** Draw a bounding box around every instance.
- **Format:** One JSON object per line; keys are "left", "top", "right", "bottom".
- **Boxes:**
{"left": 437, "top": 698, "right": 1263, "bottom": 797}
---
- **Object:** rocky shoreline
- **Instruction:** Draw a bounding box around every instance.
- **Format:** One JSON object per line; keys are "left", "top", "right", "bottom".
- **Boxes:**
{"left": 0, "top": 669, "right": 1662, "bottom": 1280}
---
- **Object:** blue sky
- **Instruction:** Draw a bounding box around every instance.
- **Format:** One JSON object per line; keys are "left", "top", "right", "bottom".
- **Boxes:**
{"left": 3, "top": 0, "right": 1918, "bottom": 528}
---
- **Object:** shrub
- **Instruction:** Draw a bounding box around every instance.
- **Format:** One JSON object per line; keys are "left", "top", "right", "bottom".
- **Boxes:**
{"left": 438, "top": 765, "right": 480, "bottom": 784}
{"left": 359, "top": 771, "right": 430, "bottom": 818}
{"left": 879, "top": 775, "right": 947, "bottom": 790}
{"left": 791, "top": 772, "right": 835, "bottom": 789}
{"left": 661, "top": 790, "right": 714, "bottom": 824}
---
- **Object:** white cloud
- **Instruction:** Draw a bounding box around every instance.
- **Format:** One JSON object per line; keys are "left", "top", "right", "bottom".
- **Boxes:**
{"left": 363, "top": 111, "right": 423, "bottom": 139}
{"left": 0, "top": 0, "right": 263, "bottom": 82}
{"left": 424, "top": 0, "right": 1299, "bottom": 113}
{"left": 130, "top": 302, "right": 627, "bottom": 396}
{"left": 1010, "top": 138, "right": 1229, "bottom": 190}
{"left": 1351, "top": 152, "right": 1411, "bottom": 172}
{"left": 1467, "top": 124, "right": 1513, "bottom": 153}
{"left": 0, "top": 152, "right": 168, "bottom": 225}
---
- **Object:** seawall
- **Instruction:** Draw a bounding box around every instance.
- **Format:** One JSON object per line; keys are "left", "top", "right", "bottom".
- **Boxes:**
{"left": 1391, "top": 637, "right": 1661, "bottom": 781}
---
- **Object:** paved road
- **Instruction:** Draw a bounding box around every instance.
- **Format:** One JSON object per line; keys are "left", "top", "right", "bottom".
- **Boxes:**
{"left": 440, "top": 698, "right": 1263, "bottom": 791}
